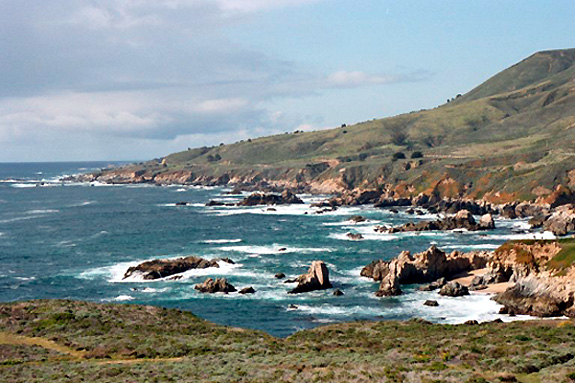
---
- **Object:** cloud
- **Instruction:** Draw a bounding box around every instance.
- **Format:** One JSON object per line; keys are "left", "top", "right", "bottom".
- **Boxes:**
{"left": 325, "top": 70, "right": 432, "bottom": 89}
{"left": 0, "top": 0, "right": 431, "bottom": 161}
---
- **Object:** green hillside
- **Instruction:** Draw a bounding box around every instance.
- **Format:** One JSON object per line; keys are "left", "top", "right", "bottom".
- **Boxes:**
{"left": 2, "top": 300, "right": 575, "bottom": 382}
{"left": 96, "top": 49, "right": 575, "bottom": 201}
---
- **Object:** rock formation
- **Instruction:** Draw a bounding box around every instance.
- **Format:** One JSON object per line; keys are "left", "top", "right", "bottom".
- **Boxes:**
{"left": 387, "top": 210, "right": 495, "bottom": 233}
{"left": 438, "top": 282, "right": 469, "bottom": 297}
{"left": 195, "top": 278, "right": 237, "bottom": 294}
{"left": 123, "top": 256, "right": 233, "bottom": 280}
{"left": 237, "top": 191, "right": 304, "bottom": 206}
{"left": 288, "top": 261, "right": 332, "bottom": 294}
{"left": 362, "top": 246, "right": 489, "bottom": 297}
{"left": 542, "top": 204, "right": 575, "bottom": 236}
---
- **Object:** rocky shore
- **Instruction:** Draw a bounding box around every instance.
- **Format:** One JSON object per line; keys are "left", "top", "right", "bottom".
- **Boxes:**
{"left": 362, "top": 240, "right": 575, "bottom": 318}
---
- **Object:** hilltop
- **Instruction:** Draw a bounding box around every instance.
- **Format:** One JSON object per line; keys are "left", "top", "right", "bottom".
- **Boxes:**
{"left": 2, "top": 300, "right": 575, "bottom": 382}
{"left": 78, "top": 49, "right": 575, "bottom": 203}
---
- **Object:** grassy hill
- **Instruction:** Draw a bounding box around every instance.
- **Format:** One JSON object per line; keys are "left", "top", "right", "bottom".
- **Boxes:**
{"left": 2, "top": 300, "right": 575, "bottom": 382}
{"left": 97, "top": 49, "right": 575, "bottom": 202}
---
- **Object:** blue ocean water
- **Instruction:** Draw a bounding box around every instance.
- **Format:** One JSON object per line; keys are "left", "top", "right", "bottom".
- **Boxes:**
{"left": 0, "top": 162, "right": 548, "bottom": 336}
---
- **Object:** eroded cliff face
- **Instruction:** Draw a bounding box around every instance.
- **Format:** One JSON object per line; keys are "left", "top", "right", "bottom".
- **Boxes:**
{"left": 490, "top": 241, "right": 575, "bottom": 317}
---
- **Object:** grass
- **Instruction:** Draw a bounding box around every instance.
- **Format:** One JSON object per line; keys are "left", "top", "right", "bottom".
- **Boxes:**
{"left": 1, "top": 300, "right": 575, "bottom": 382}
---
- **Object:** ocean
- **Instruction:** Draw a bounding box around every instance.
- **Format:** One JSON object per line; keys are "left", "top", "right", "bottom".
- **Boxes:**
{"left": 0, "top": 162, "right": 549, "bottom": 337}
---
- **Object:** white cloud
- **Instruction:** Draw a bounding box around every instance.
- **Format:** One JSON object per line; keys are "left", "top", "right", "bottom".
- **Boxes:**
{"left": 326, "top": 71, "right": 395, "bottom": 88}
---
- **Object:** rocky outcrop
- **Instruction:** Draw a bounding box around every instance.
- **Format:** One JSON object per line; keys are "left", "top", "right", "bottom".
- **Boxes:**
{"left": 237, "top": 191, "right": 304, "bottom": 206}
{"left": 494, "top": 271, "right": 575, "bottom": 317}
{"left": 123, "top": 256, "right": 232, "bottom": 280}
{"left": 542, "top": 204, "right": 575, "bottom": 236}
{"left": 439, "top": 282, "right": 469, "bottom": 297}
{"left": 365, "top": 246, "right": 489, "bottom": 297}
{"left": 238, "top": 286, "right": 256, "bottom": 294}
{"left": 195, "top": 278, "right": 237, "bottom": 294}
{"left": 288, "top": 261, "right": 332, "bottom": 294}
{"left": 477, "top": 239, "right": 575, "bottom": 317}
{"left": 387, "top": 210, "right": 495, "bottom": 233}
{"left": 348, "top": 215, "right": 367, "bottom": 223}
{"left": 424, "top": 300, "right": 439, "bottom": 307}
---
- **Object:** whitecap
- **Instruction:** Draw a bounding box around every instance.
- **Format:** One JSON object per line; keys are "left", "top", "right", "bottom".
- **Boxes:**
{"left": 26, "top": 209, "right": 59, "bottom": 215}
{"left": 218, "top": 245, "right": 333, "bottom": 255}
{"left": 110, "top": 295, "right": 135, "bottom": 301}
{"left": 201, "top": 239, "right": 242, "bottom": 244}
{"left": 328, "top": 232, "right": 398, "bottom": 241}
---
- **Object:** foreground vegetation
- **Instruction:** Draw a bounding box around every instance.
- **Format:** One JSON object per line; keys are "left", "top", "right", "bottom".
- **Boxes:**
{"left": 1, "top": 300, "right": 575, "bottom": 382}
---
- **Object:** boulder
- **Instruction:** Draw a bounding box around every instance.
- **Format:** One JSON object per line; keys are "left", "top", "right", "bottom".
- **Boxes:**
{"left": 123, "top": 256, "right": 225, "bottom": 280}
{"left": 195, "top": 278, "right": 236, "bottom": 294}
{"left": 238, "top": 286, "right": 256, "bottom": 294}
{"left": 478, "top": 214, "right": 495, "bottom": 230}
{"left": 346, "top": 233, "right": 364, "bottom": 240}
{"left": 438, "top": 282, "right": 469, "bottom": 297}
{"left": 542, "top": 204, "right": 575, "bottom": 236}
{"left": 288, "top": 261, "right": 333, "bottom": 294}
{"left": 206, "top": 200, "right": 225, "bottom": 206}
{"left": 275, "top": 273, "right": 286, "bottom": 279}
{"left": 418, "top": 277, "right": 447, "bottom": 291}
{"left": 423, "top": 300, "right": 439, "bottom": 307}
{"left": 348, "top": 215, "right": 367, "bottom": 223}
{"left": 333, "top": 289, "right": 345, "bottom": 296}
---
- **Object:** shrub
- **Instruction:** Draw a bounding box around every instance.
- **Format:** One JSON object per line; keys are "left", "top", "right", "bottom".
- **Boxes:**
{"left": 390, "top": 131, "right": 409, "bottom": 146}
{"left": 392, "top": 152, "right": 406, "bottom": 161}
{"left": 411, "top": 151, "right": 423, "bottom": 159}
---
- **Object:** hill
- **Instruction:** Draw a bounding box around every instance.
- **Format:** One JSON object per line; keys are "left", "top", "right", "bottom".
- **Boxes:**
{"left": 83, "top": 49, "right": 575, "bottom": 203}
{"left": 2, "top": 300, "right": 575, "bottom": 382}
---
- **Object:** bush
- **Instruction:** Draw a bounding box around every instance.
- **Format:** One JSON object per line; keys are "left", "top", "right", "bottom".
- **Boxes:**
{"left": 390, "top": 131, "right": 409, "bottom": 146}
{"left": 392, "top": 152, "right": 406, "bottom": 161}
{"left": 358, "top": 153, "right": 369, "bottom": 161}
{"left": 411, "top": 151, "right": 423, "bottom": 159}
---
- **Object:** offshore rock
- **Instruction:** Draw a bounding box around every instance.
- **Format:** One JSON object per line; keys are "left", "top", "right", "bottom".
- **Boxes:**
{"left": 195, "top": 278, "right": 237, "bottom": 294}
{"left": 387, "top": 210, "right": 494, "bottom": 233}
{"left": 288, "top": 261, "right": 333, "bottom": 294}
{"left": 123, "top": 256, "right": 228, "bottom": 280}
{"left": 237, "top": 191, "right": 304, "bottom": 206}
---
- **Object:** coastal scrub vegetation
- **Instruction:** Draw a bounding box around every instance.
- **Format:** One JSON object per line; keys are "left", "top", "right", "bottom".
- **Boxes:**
{"left": 2, "top": 300, "right": 575, "bottom": 382}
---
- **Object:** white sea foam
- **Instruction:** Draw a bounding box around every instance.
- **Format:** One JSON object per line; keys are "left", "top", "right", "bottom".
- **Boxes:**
{"left": 328, "top": 232, "right": 398, "bottom": 241}
{"left": 14, "top": 276, "right": 36, "bottom": 281}
{"left": 26, "top": 209, "right": 59, "bottom": 215}
{"left": 218, "top": 245, "right": 333, "bottom": 255}
{"left": 10, "top": 183, "right": 37, "bottom": 188}
{"left": 110, "top": 295, "right": 135, "bottom": 301}
{"left": 486, "top": 231, "right": 556, "bottom": 241}
{"left": 175, "top": 188, "right": 187, "bottom": 192}
{"left": 202, "top": 239, "right": 242, "bottom": 244}
{"left": 443, "top": 244, "right": 500, "bottom": 250}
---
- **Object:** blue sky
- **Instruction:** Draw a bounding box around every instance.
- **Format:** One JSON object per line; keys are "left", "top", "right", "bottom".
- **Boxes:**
{"left": 1, "top": 0, "right": 574, "bottom": 161}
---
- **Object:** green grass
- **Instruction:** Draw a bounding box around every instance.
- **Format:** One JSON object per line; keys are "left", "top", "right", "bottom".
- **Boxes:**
{"left": 1, "top": 300, "right": 575, "bottom": 382}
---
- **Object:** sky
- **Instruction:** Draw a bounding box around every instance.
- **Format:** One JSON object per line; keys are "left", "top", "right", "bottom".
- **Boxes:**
{"left": 1, "top": 0, "right": 574, "bottom": 162}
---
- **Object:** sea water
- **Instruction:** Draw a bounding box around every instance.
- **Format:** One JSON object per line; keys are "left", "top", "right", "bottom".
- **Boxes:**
{"left": 0, "top": 162, "right": 547, "bottom": 337}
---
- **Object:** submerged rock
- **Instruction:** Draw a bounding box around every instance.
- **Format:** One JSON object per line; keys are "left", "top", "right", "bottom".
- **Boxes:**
{"left": 123, "top": 256, "right": 229, "bottom": 280}
{"left": 288, "top": 261, "right": 333, "bottom": 294}
{"left": 346, "top": 232, "right": 364, "bottom": 240}
{"left": 333, "top": 289, "right": 344, "bottom": 296}
{"left": 195, "top": 278, "right": 236, "bottom": 294}
{"left": 275, "top": 273, "right": 286, "bottom": 279}
{"left": 348, "top": 215, "right": 367, "bottom": 223}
